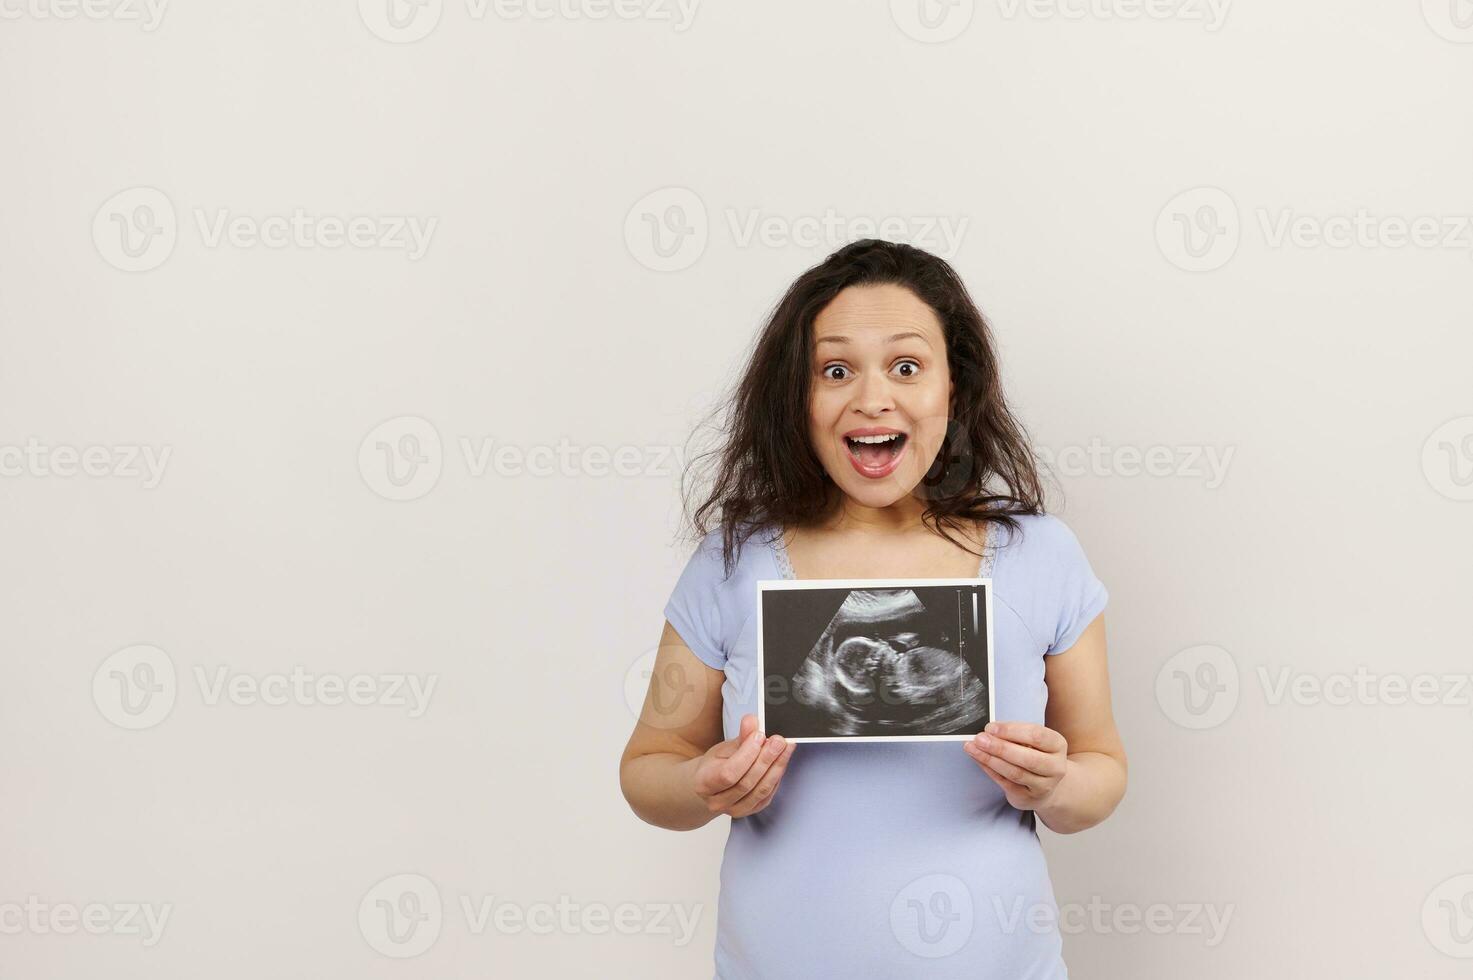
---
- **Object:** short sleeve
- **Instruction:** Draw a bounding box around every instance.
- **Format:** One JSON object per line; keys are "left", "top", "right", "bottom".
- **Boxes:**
{"left": 1045, "top": 518, "right": 1109, "bottom": 656}
{"left": 662, "top": 532, "right": 729, "bottom": 670}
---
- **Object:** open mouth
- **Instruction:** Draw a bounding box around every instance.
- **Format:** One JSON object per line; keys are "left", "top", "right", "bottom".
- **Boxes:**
{"left": 844, "top": 432, "right": 908, "bottom": 475}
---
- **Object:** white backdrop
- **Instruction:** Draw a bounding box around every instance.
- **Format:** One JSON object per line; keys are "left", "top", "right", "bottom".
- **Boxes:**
{"left": 2, "top": 1, "right": 1471, "bottom": 977}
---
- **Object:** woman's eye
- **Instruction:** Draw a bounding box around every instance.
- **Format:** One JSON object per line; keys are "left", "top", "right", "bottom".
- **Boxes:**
{"left": 822, "top": 361, "right": 919, "bottom": 381}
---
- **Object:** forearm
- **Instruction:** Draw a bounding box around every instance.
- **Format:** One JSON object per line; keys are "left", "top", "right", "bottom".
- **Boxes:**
{"left": 620, "top": 753, "right": 715, "bottom": 832}
{"left": 1035, "top": 751, "right": 1126, "bottom": 835}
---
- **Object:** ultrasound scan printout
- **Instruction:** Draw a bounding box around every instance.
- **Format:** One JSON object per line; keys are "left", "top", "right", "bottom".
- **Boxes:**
{"left": 757, "top": 578, "right": 994, "bottom": 743}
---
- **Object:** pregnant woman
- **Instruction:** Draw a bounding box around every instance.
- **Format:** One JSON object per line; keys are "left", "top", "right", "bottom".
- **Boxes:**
{"left": 619, "top": 239, "right": 1127, "bottom": 979}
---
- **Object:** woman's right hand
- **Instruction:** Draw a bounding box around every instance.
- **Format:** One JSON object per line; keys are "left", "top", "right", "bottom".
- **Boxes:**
{"left": 691, "top": 713, "right": 797, "bottom": 818}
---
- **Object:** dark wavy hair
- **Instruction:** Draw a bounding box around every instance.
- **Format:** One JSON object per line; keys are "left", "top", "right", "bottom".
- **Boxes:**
{"left": 679, "top": 239, "right": 1047, "bottom": 577}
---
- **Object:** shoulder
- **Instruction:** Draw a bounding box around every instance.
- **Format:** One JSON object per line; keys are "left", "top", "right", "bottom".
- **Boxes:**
{"left": 992, "top": 512, "right": 1109, "bottom": 653}
{"left": 676, "top": 522, "right": 772, "bottom": 589}
{"left": 664, "top": 524, "right": 770, "bottom": 669}
{"left": 994, "top": 512, "right": 1090, "bottom": 563}
{"left": 993, "top": 511, "right": 1106, "bottom": 603}
{"left": 689, "top": 526, "right": 726, "bottom": 562}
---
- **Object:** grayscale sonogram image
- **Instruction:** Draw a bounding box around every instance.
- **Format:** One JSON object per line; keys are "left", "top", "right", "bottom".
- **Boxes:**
{"left": 759, "top": 581, "right": 991, "bottom": 741}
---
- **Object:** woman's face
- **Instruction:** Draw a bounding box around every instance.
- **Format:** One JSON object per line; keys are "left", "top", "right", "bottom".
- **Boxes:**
{"left": 807, "top": 283, "right": 953, "bottom": 510}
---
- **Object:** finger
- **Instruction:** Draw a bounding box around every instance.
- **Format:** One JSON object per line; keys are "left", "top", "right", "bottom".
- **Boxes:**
{"left": 702, "top": 729, "right": 766, "bottom": 792}
{"left": 731, "top": 739, "right": 796, "bottom": 816}
{"left": 977, "top": 755, "right": 1032, "bottom": 796}
{"left": 964, "top": 743, "right": 1028, "bottom": 790}
{"left": 711, "top": 715, "right": 762, "bottom": 760}
{"left": 708, "top": 734, "right": 784, "bottom": 808}
{"left": 985, "top": 722, "right": 1066, "bottom": 754}
{"left": 973, "top": 753, "right": 1019, "bottom": 789}
{"left": 972, "top": 734, "right": 1060, "bottom": 779}
{"left": 707, "top": 734, "right": 785, "bottom": 809}
{"left": 971, "top": 746, "right": 1047, "bottom": 791}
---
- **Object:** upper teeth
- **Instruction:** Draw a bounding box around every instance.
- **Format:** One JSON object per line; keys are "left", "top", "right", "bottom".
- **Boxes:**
{"left": 849, "top": 433, "right": 901, "bottom": 444}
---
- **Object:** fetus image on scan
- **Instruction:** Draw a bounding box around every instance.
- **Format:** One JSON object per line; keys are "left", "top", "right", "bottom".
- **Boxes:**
{"left": 789, "top": 588, "right": 986, "bottom": 736}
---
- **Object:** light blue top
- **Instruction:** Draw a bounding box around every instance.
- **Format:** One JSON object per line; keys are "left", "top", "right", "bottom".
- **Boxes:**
{"left": 662, "top": 514, "right": 1109, "bottom": 980}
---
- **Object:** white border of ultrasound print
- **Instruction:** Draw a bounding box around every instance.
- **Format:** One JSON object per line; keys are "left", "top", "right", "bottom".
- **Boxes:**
{"left": 755, "top": 577, "right": 996, "bottom": 744}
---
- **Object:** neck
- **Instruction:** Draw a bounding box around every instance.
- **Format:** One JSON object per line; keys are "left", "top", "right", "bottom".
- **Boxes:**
{"left": 820, "top": 484, "right": 929, "bottom": 533}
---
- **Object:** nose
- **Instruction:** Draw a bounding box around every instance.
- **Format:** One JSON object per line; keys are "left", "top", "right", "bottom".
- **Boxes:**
{"left": 851, "top": 368, "right": 896, "bottom": 418}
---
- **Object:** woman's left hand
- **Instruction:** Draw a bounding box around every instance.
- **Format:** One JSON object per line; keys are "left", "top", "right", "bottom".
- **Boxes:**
{"left": 964, "top": 721, "right": 1069, "bottom": 811}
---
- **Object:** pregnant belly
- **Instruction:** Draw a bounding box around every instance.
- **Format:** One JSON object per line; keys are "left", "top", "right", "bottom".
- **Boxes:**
{"left": 710, "top": 743, "right": 1066, "bottom": 980}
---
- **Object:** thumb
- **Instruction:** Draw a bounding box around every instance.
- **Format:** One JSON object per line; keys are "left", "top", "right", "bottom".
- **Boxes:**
{"left": 712, "top": 713, "right": 761, "bottom": 759}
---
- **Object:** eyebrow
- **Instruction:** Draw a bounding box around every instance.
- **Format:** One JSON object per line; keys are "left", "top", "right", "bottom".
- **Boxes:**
{"left": 815, "top": 331, "right": 930, "bottom": 347}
